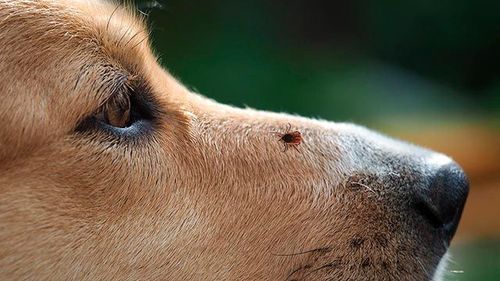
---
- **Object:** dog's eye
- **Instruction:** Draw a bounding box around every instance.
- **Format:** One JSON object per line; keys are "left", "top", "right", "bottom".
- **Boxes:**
{"left": 75, "top": 81, "right": 157, "bottom": 138}
{"left": 97, "top": 92, "right": 132, "bottom": 128}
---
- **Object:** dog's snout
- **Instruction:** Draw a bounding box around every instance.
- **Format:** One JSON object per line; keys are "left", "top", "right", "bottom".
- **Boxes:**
{"left": 414, "top": 162, "right": 469, "bottom": 242}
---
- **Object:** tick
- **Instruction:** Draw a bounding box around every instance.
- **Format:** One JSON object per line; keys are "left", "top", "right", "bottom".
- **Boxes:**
{"left": 273, "top": 123, "right": 302, "bottom": 152}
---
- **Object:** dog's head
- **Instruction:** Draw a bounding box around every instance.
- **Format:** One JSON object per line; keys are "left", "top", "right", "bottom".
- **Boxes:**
{"left": 0, "top": 1, "right": 468, "bottom": 280}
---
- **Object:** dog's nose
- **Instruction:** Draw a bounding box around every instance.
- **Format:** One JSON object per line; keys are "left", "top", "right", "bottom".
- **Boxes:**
{"left": 414, "top": 162, "right": 469, "bottom": 242}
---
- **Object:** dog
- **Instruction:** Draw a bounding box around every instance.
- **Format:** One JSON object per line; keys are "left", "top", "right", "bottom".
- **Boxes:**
{"left": 0, "top": 1, "right": 469, "bottom": 280}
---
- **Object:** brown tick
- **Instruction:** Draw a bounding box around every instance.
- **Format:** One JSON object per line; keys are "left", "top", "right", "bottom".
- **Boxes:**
{"left": 273, "top": 123, "right": 302, "bottom": 152}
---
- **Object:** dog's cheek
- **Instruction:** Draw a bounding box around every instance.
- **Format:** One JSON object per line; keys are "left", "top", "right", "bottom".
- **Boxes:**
{"left": 15, "top": 138, "right": 173, "bottom": 219}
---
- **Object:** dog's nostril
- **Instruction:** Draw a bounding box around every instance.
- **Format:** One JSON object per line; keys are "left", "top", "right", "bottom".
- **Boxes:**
{"left": 414, "top": 162, "right": 469, "bottom": 241}
{"left": 414, "top": 200, "right": 444, "bottom": 229}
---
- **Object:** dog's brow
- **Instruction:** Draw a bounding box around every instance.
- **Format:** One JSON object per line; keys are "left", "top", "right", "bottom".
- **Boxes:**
{"left": 71, "top": 4, "right": 151, "bottom": 110}
{"left": 102, "top": 3, "right": 150, "bottom": 50}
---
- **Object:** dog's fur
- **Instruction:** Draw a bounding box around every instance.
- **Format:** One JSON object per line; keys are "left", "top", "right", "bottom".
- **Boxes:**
{"left": 0, "top": 1, "right": 463, "bottom": 280}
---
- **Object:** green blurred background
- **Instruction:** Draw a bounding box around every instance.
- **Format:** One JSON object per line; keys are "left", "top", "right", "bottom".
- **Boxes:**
{"left": 137, "top": 0, "right": 499, "bottom": 279}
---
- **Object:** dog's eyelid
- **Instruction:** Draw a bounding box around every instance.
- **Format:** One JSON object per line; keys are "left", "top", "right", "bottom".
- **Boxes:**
{"left": 96, "top": 73, "right": 136, "bottom": 108}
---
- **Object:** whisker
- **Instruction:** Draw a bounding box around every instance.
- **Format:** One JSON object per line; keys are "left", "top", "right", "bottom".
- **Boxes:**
{"left": 416, "top": 257, "right": 430, "bottom": 279}
{"left": 137, "top": 9, "right": 149, "bottom": 17}
{"left": 124, "top": 30, "right": 145, "bottom": 47}
{"left": 131, "top": 31, "right": 151, "bottom": 49}
{"left": 285, "top": 265, "right": 311, "bottom": 281}
{"left": 117, "top": 26, "right": 133, "bottom": 47}
{"left": 352, "top": 181, "right": 377, "bottom": 197}
{"left": 301, "top": 261, "right": 340, "bottom": 279}
{"left": 106, "top": 4, "right": 121, "bottom": 32}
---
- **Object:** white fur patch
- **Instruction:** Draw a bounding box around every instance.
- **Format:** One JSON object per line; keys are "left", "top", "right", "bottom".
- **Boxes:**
{"left": 432, "top": 252, "right": 449, "bottom": 281}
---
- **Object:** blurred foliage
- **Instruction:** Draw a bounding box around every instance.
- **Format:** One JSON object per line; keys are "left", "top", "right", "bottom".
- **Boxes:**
{"left": 449, "top": 241, "right": 500, "bottom": 281}
{"left": 133, "top": 0, "right": 499, "bottom": 127}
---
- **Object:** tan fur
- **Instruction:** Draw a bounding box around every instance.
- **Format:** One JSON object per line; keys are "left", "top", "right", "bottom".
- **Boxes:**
{"left": 0, "top": 1, "right": 462, "bottom": 280}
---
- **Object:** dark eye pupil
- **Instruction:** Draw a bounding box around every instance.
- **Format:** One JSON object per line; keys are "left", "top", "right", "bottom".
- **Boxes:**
{"left": 103, "top": 93, "right": 131, "bottom": 128}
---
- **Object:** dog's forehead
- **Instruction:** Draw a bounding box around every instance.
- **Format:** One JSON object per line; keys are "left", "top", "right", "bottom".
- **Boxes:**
{"left": 0, "top": 0, "right": 150, "bottom": 65}
{"left": 66, "top": 0, "right": 147, "bottom": 41}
